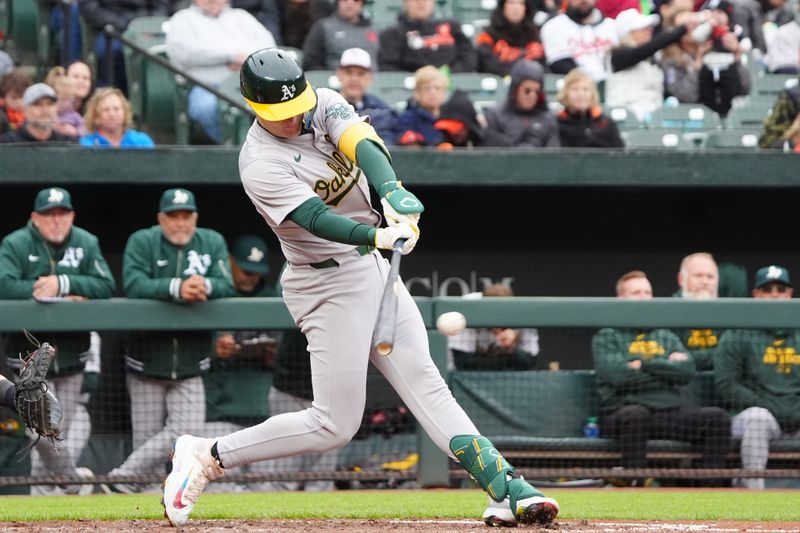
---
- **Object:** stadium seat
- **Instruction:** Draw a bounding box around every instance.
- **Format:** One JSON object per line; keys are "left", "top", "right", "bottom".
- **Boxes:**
{"left": 622, "top": 129, "right": 696, "bottom": 149}
{"left": 450, "top": 72, "right": 506, "bottom": 104}
{"left": 705, "top": 129, "right": 760, "bottom": 149}
{"left": 372, "top": 71, "right": 416, "bottom": 108}
{"left": 543, "top": 73, "right": 564, "bottom": 101}
{"left": 122, "top": 17, "right": 174, "bottom": 136}
{"left": 454, "top": 0, "right": 496, "bottom": 23}
{"left": 647, "top": 104, "right": 721, "bottom": 131}
{"left": 216, "top": 72, "right": 254, "bottom": 146}
{"left": 607, "top": 107, "right": 642, "bottom": 130}
{"left": 4, "top": 0, "right": 39, "bottom": 65}
{"left": 725, "top": 99, "right": 773, "bottom": 129}
{"left": 305, "top": 70, "right": 340, "bottom": 91}
{"left": 751, "top": 73, "right": 798, "bottom": 100}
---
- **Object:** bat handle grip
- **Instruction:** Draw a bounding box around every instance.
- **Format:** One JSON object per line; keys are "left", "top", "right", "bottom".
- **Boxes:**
{"left": 393, "top": 238, "right": 407, "bottom": 254}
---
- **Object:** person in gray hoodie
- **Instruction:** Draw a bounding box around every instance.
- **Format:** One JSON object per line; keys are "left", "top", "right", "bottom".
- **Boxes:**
{"left": 483, "top": 60, "right": 560, "bottom": 148}
{"left": 302, "top": 0, "right": 378, "bottom": 71}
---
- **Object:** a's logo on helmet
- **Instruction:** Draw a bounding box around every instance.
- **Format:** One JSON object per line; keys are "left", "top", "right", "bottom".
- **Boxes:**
{"left": 281, "top": 84, "right": 296, "bottom": 101}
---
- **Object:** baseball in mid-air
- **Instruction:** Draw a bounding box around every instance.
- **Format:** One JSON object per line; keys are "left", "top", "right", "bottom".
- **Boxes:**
{"left": 437, "top": 312, "right": 466, "bottom": 336}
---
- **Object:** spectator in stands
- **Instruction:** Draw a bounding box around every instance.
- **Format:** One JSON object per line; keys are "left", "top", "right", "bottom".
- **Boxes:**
{"left": 433, "top": 89, "right": 488, "bottom": 148}
{"left": 0, "top": 187, "right": 116, "bottom": 495}
{"left": 476, "top": 0, "right": 546, "bottom": 77}
{"left": 80, "top": 88, "right": 155, "bottom": 148}
{"left": 483, "top": 59, "right": 559, "bottom": 147}
{"left": 232, "top": 0, "right": 283, "bottom": 44}
{"left": 727, "top": 0, "right": 794, "bottom": 54}
{"left": 758, "top": 76, "right": 800, "bottom": 149}
{"left": 335, "top": 48, "right": 397, "bottom": 144}
{"left": 764, "top": 11, "right": 799, "bottom": 74}
{"left": 540, "top": 0, "right": 618, "bottom": 82}
{"left": 593, "top": 270, "right": 731, "bottom": 485}
{"left": 448, "top": 284, "right": 540, "bottom": 371}
{"left": 166, "top": 0, "right": 276, "bottom": 144}
{"left": 103, "top": 188, "right": 235, "bottom": 493}
{"left": 204, "top": 235, "right": 279, "bottom": 492}
{"left": 0, "top": 84, "right": 78, "bottom": 144}
{"left": 557, "top": 69, "right": 624, "bottom": 148}
{"left": 659, "top": 25, "right": 711, "bottom": 103}
{"left": 281, "top": 0, "right": 334, "bottom": 49}
{"left": 657, "top": 0, "right": 695, "bottom": 30}
{"left": 378, "top": 0, "right": 477, "bottom": 73}
{"left": 44, "top": 66, "right": 86, "bottom": 138}
{"left": 715, "top": 265, "right": 800, "bottom": 489}
{"left": 0, "top": 51, "right": 12, "bottom": 77}
{"left": 395, "top": 66, "right": 448, "bottom": 146}
{"left": 606, "top": 10, "right": 701, "bottom": 122}
{"left": 696, "top": 0, "right": 752, "bottom": 117}
{"left": 0, "top": 70, "right": 32, "bottom": 134}
{"left": 67, "top": 61, "right": 94, "bottom": 115}
{"left": 596, "top": 0, "right": 639, "bottom": 18}
{"left": 673, "top": 252, "right": 721, "bottom": 371}
{"left": 302, "top": 0, "right": 378, "bottom": 71}
{"left": 79, "top": 0, "right": 171, "bottom": 90}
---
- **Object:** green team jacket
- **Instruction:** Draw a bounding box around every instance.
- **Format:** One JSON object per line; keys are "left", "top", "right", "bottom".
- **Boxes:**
{"left": 205, "top": 281, "right": 276, "bottom": 424}
{"left": 714, "top": 329, "right": 800, "bottom": 429}
{"left": 123, "top": 226, "right": 235, "bottom": 380}
{"left": 592, "top": 328, "right": 696, "bottom": 414}
{"left": 0, "top": 222, "right": 115, "bottom": 376}
{"left": 671, "top": 291, "right": 721, "bottom": 371}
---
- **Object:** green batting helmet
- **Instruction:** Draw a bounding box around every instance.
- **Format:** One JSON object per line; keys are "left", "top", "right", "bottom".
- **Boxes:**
{"left": 240, "top": 48, "right": 317, "bottom": 121}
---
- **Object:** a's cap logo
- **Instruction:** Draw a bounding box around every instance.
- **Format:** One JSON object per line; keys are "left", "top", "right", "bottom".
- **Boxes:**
{"left": 247, "top": 247, "right": 264, "bottom": 262}
{"left": 48, "top": 189, "right": 64, "bottom": 203}
{"left": 173, "top": 190, "right": 189, "bottom": 204}
{"left": 281, "top": 84, "right": 296, "bottom": 101}
{"left": 767, "top": 266, "right": 784, "bottom": 280}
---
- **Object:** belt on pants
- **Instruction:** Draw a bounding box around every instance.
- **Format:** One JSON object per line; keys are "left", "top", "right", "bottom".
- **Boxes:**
{"left": 308, "top": 245, "right": 375, "bottom": 269}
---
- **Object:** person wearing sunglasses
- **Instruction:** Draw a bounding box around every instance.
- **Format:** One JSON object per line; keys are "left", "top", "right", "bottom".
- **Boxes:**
{"left": 715, "top": 265, "right": 800, "bottom": 489}
{"left": 483, "top": 59, "right": 559, "bottom": 147}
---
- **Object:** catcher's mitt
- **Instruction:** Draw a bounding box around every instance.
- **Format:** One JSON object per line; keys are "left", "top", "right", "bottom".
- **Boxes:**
{"left": 15, "top": 342, "right": 63, "bottom": 446}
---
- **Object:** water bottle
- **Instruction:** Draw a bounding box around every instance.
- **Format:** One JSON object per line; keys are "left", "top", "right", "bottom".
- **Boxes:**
{"left": 582, "top": 416, "right": 599, "bottom": 438}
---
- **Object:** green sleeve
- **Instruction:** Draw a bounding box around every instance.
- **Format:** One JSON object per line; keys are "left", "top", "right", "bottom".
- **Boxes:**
{"left": 289, "top": 196, "right": 377, "bottom": 245}
{"left": 0, "top": 236, "right": 36, "bottom": 299}
{"left": 591, "top": 329, "right": 653, "bottom": 387}
{"left": 205, "top": 232, "right": 236, "bottom": 299}
{"left": 641, "top": 331, "right": 695, "bottom": 385}
{"left": 714, "top": 330, "right": 762, "bottom": 411}
{"left": 123, "top": 230, "right": 174, "bottom": 300}
{"left": 63, "top": 235, "right": 116, "bottom": 298}
{"left": 355, "top": 138, "right": 399, "bottom": 197}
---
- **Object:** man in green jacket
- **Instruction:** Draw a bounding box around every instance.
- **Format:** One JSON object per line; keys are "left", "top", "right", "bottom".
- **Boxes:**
{"left": 592, "top": 270, "right": 731, "bottom": 484}
{"left": 714, "top": 265, "right": 800, "bottom": 489}
{"left": 0, "top": 187, "right": 115, "bottom": 494}
{"left": 673, "top": 252, "right": 722, "bottom": 371}
{"left": 103, "top": 188, "right": 235, "bottom": 493}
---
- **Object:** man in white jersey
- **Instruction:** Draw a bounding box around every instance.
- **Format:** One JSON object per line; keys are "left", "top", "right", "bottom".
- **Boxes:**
{"left": 162, "top": 48, "right": 559, "bottom": 528}
{"left": 540, "top": 0, "right": 618, "bottom": 82}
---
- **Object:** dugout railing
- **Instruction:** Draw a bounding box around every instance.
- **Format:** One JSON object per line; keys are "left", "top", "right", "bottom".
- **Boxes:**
{"left": 1, "top": 298, "right": 800, "bottom": 491}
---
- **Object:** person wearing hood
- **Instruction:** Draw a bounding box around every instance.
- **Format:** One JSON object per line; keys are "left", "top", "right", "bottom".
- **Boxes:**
{"left": 557, "top": 69, "right": 624, "bottom": 148}
{"left": 378, "top": 0, "right": 477, "bottom": 73}
{"left": 483, "top": 60, "right": 559, "bottom": 147}
{"left": 395, "top": 65, "right": 449, "bottom": 146}
{"left": 476, "top": 0, "right": 546, "bottom": 76}
{"left": 540, "top": 0, "right": 618, "bottom": 81}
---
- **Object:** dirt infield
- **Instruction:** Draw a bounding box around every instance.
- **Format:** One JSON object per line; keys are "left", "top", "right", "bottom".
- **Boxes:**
{"left": 2, "top": 519, "right": 800, "bottom": 532}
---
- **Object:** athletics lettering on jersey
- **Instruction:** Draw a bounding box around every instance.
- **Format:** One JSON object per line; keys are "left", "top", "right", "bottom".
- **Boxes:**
{"left": 325, "top": 103, "right": 353, "bottom": 120}
{"left": 687, "top": 329, "right": 718, "bottom": 349}
{"left": 763, "top": 340, "right": 800, "bottom": 374}
{"left": 628, "top": 334, "right": 666, "bottom": 359}
{"left": 314, "top": 151, "right": 362, "bottom": 206}
{"left": 57, "top": 247, "right": 85, "bottom": 268}
{"left": 183, "top": 250, "right": 212, "bottom": 276}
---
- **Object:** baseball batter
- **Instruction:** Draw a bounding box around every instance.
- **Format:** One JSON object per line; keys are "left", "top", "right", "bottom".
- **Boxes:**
{"left": 162, "top": 48, "right": 559, "bottom": 528}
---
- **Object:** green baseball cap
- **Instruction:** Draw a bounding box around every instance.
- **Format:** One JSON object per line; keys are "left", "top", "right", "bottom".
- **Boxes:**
{"left": 754, "top": 265, "right": 792, "bottom": 289}
{"left": 34, "top": 187, "right": 73, "bottom": 213}
{"left": 159, "top": 188, "right": 197, "bottom": 213}
{"left": 231, "top": 235, "right": 270, "bottom": 274}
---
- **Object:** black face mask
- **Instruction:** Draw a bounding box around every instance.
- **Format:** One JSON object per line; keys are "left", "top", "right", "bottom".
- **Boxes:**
{"left": 566, "top": 5, "right": 594, "bottom": 20}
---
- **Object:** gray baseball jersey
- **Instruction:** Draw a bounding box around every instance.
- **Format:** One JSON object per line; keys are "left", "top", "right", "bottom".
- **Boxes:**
{"left": 216, "top": 87, "right": 481, "bottom": 470}
{"left": 239, "top": 88, "right": 381, "bottom": 265}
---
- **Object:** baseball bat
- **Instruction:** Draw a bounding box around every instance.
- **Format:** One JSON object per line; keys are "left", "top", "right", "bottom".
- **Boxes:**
{"left": 372, "top": 238, "right": 407, "bottom": 356}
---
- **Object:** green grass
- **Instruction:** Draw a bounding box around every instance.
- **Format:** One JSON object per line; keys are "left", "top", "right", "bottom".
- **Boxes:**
{"left": 1, "top": 489, "right": 799, "bottom": 522}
